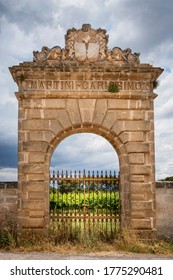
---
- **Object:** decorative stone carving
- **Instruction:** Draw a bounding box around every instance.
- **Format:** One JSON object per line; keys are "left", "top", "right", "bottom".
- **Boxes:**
{"left": 33, "top": 24, "right": 140, "bottom": 64}
{"left": 33, "top": 46, "right": 62, "bottom": 61}
{"left": 64, "top": 24, "right": 108, "bottom": 62}
{"left": 108, "top": 47, "right": 140, "bottom": 63}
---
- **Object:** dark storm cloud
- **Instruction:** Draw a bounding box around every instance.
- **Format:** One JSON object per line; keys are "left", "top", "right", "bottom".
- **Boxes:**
{"left": 0, "top": 142, "right": 17, "bottom": 168}
{"left": 0, "top": 102, "right": 17, "bottom": 169}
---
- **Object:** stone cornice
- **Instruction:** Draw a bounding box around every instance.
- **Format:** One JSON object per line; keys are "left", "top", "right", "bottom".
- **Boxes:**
{"left": 15, "top": 90, "right": 157, "bottom": 100}
{"left": 9, "top": 64, "right": 163, "bottom": 84}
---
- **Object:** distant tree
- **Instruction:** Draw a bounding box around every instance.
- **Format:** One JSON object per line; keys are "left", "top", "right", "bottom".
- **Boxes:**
{"left": 165, "top": 176, "right": 173, "bottom": 181}
{"left": 160, "top": 176, "right": 173, "bottom": 181}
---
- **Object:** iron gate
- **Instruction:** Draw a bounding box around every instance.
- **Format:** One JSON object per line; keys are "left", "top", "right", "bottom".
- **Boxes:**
{"left": 49, "top": 170, "right": 120, "bottom": 241}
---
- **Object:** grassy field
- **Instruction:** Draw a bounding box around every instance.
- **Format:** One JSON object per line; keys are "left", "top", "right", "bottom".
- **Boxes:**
{"left": 0, "top": 217, "right": 173, "bottom": 256}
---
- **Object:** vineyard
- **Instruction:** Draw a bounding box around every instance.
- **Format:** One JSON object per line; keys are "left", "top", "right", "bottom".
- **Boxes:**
{"left": 49, "top": 170, "right": 120, "bottom": 241}
{"left": 50, "top": 190, "right": 119, "bottom": 214}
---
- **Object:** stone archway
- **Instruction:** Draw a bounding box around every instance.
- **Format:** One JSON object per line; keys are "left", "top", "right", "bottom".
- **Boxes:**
{"left": 9, "top": 24, "right": 163, "bottom": 238}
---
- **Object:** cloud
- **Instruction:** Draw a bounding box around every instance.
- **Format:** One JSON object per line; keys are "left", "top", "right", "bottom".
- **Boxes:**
{"left": 50, "top": 133, "right": 119, "bottom": 172}
{"left": 0, "top": 0, "right": 53, "bottom": 32}
{"left": 0, "top": 168, "right": 17, "bottom": 181}
{"left": 0, "top": 0, "right": 173, "bottom": 180}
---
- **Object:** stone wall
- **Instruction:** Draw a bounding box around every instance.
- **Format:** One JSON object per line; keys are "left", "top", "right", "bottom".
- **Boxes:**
{"left": 0, "top": 182, "right": 18, "bottom": 212}
{"left": 156, "top": 181, "right": 173, "bottom": 240}
{"left": 0, "top": 181, "right": 173, "bottom": 240}
{"left": 0, "top": 182, "right": 18, "bottom": 227}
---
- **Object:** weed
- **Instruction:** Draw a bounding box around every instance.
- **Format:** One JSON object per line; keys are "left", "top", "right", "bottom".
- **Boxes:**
{"left": 108, "top": 82, "right": 119, "bottom": 93}
{"left": 0, "top": 213, "right": 18, "bottom": 248}
{"left": 113, "top": 228, "right": 173, "bottom": 255}
{"left": 0, "top": 220, "right": 173, "bottom": 256}
{"left": 153, "top": 80, "right": 159, "bottom": 89}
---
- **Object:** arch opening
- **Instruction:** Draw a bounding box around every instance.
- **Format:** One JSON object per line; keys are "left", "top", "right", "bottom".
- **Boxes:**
{"left": 49, "top": 132, "right": 120, "bottom": 242}
{"left": 50, "top": 132, "right": 119, "bottom": 174}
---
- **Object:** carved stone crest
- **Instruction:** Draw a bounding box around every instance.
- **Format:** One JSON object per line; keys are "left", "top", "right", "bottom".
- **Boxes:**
{"left": 65, "top": 24, "right": 108, "bottom": 62}
{"left": 74, "top": 41, "right": 100, "bottom": 62}
{"left": 33, "top": 24, "right": 140, "bottom": 64}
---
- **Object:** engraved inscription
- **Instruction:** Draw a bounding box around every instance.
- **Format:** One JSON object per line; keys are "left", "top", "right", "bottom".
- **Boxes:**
{"left": 23, "top": 79, "right": 151, "bottom": 92}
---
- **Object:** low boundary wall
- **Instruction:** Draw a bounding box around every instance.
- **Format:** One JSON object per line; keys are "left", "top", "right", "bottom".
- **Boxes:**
{"left": 156, "top": 181, "right": 173, "bottom": 240}
{"left": 0, "top": 181, "right": 173, "bottom": 239}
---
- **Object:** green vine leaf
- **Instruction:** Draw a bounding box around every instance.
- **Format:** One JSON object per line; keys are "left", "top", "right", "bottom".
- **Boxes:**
{"left": 108, "top": 82, "right": 119, "bottom": 93}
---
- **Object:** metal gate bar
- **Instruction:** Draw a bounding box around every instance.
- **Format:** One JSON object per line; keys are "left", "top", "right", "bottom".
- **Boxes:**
{"left": 49, "top": 170, "right": 120, "bottom": 241}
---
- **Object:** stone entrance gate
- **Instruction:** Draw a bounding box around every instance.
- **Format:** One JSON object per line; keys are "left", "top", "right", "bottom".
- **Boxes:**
{"left": 10, "top": 24, "right": 163, "bottom": 238}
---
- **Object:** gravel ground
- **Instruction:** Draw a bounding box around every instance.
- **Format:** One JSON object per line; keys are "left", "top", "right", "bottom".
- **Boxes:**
{"left": 0, "top": 251, "right": 173, "bottom": 260}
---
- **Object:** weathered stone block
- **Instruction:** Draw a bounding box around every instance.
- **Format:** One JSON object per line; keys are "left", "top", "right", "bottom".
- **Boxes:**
{"left": 131, "top": 210, "right": 146, "bottom": 219}
{"left": 123, "top": 121, "right": 150, "bottom": 131}
{"left": 131, "top": 132, "right": 144, "bottom": 142}
{"left": 18, "top": 131, "right": 27, "bottom": 141}
{"left": 22, "top": 141, "right": 48, "bottom": 152}
{"left": 126, "top": 142, "right": 149, "bottom": 153}
{"left": 111, "top": 121, "right": 124, "bottom": 136}
{"left": 0, "top": 198, "right": 4, "bottom": 204}
{"left": 27, "top": 218, "right": 45, "bottom": 228}
{"left": 56, "top": 109, "right": 72, "bottom": 128}
{"left": 78, "top": 99, "right": 96, "bottom": 123}
{"left": 44, "top": 99, "right": 65, "bottom": 108}
{"left": 66, "top": 99, "right": 81, "bottom": 126}
{"left": 3, "top": 189, "right": 17, "bottom": 196}
{"left": 131, "top": 201, "right": 152, "bottom": 210}
{"left": 18, "top": 152, "right": 26, "bottom": 163}
{"left": 22, "top": 200, "right": 45, "bottom": 210}
{"left": 19, "top": 217, "right": 45, "bottom": 228}
{"left": 130, "top": 183, "right": 152, "bottom": 193}
{"left": 116, "top": 110, "right": 144, "bottom": 120}
{"left": 29, "top": 131, "right": 44, "bottom": 141}
{"left": 6, "top": 197, "right": 17, "bottom": 204}
{"left": 22, "top": 99, "right": 32, "bottom": 109}
{"left": 102, "top": 111, "right": 118, "bottom": 129}
{"left": 132, "top": 219, "right": 152, "bottom": 229}
{"left": 42, "top": 109, "right": 57, "bottom": 119}
{"left": 129, "top": 153, "right": 145, "bottom": 164}
{"left": 29, "top": 192, "right": 45, "bottom": 200}
{"left": 49, "top": 120, "right": 62, "bottom": 134}
{"left": 31, "top": 99, "right": 44, "bottom": 108}
{"left": 29, "top": 152, "right": 45, "bottom": 163}
{"left": 130, "top": 175, "right": 145, "bottom": 182}
{"left": 19, "top": 109, "right": 26, "bottom": 119}
{"left": 29, "top": 210, "right": 45, "bottom": 218}
{"left": 44, "top": 131, "right": 55, "bottom": 142}
{"left": 131, "top": 193, "right": 146, "bottom": 200}
{"left": 26, "top": 109, "right": 41, "bottom": 119}
{"left": 119, "top": 132, "right": 130, "bottom": 143}
{"left": 22, "top": 164, "right": 45, "bottom": 174}
{"left": 108, "top": 99, "right": 129, "bottom": 109}
{"left": 130, "top": 165, "right": 151, "bottom": 175}
{"left": 27, "top": 174, "right": 45, "bottom": 181}
{"left": 22, "top": 120, "right": 49, "bottom": 130}
{"left": 21, "top": 181, "right": 47, "bottom": 192}
{"left": 93, "top": 99, "right": 107, "bottom": 125}
{"left": 129, "top": 100, "right": 151, "bottom": 110}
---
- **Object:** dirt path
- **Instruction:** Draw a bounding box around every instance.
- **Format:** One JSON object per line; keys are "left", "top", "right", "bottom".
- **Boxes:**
{"left": 0, "top": 251, "right": 173, "bottom": 260}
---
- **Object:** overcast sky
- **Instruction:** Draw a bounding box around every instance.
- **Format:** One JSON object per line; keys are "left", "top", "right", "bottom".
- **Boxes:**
{"left": 0, "top": 0, "right": 173, "bottom": 181}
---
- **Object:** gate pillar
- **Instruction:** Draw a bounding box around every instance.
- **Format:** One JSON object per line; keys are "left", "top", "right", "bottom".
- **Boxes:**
{"left": 9, "top": 24, "right": 163, "bottom": 239}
